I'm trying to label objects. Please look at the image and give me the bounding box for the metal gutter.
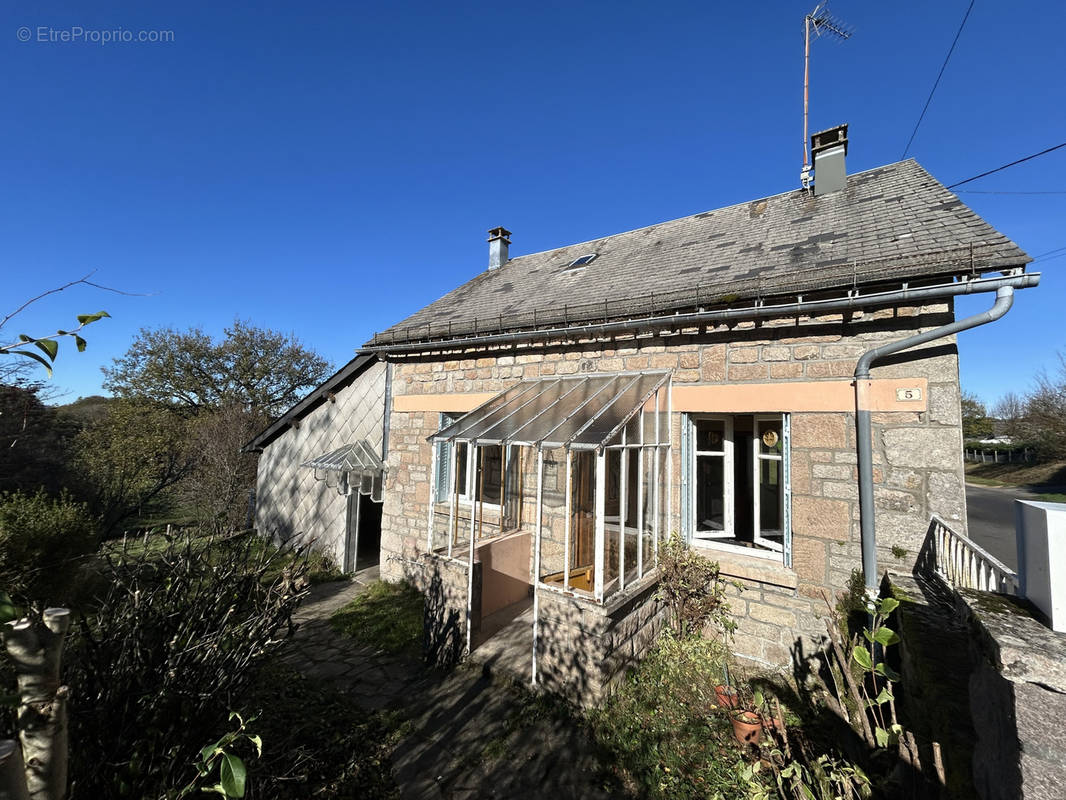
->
[362,272,1040,356]
[853,283,1028,602]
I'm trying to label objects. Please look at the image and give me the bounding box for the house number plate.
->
[895,387,922,402]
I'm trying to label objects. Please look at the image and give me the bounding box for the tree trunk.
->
[2,608,71,800]
[0,740,31,800]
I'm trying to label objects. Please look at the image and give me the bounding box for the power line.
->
[947,142,1066,189]
[901,0,975,159]
[957,190,1066,195]
[1032,244,1066,260]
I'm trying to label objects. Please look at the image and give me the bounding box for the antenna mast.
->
[801,2,852,189]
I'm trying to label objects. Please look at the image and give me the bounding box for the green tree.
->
[74,399,194,534]
[960,391,994,441]
[0,383,81,497]
[102,319,331,417]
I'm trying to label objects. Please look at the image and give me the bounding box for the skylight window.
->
[565,253,598,269]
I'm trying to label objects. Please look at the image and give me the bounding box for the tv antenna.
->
[801,2,853,189]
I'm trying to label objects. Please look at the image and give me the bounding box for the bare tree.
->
[991,391,1026,440]
[180,405,270,534]
[1024,354,1066,458]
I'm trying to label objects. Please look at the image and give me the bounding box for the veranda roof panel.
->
[429,372,671,450]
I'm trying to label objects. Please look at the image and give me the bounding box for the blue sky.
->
[3,1,1064,408]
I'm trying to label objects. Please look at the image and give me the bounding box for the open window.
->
[683,413,792,566]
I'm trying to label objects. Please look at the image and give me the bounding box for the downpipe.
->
[854,285,1021,604]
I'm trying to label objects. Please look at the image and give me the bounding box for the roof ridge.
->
[504,159,923,264]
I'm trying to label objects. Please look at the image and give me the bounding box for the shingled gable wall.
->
[379,301,967,669]
[255,359,387,568]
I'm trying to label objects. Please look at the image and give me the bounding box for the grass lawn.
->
[965,459,1066,489]
[330,580,424,656]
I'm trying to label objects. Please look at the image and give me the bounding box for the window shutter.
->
[679,413,692,542]
[435,414,452,503]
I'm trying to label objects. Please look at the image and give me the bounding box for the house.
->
[249,124,1038,701]
[357,125,1038,699]
[245,354,389,574]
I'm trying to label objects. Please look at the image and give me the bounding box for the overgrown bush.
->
[657,533,737,637]
[64,530,310,799]
[0,489,97,604]
[588,632,745,799]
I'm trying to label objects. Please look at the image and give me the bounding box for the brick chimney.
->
[811,123,848,196]
[487,226,511,270]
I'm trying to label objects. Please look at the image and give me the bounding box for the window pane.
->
[757,419,783,456]
[696,455,725,531]
[696,419,726,453]
[759,458,782,534]
[477,445,503,504]
[455,443,469,497]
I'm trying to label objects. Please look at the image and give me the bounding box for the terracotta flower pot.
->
[731,710,763,746]
[714,684,738,708]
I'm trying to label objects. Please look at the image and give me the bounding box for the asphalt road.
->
[964,483,1030,572]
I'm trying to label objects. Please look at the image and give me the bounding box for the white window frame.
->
[685,412,792,565]
[435,418,504,511]
[752,414,785,554]
[691,415,734,542]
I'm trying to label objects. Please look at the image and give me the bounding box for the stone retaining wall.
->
[537,578,665,704]
[892,571,1066,799]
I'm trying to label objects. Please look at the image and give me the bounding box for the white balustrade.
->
[929,514,1018,595]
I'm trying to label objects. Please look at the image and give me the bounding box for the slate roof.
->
[369,160,1030,347]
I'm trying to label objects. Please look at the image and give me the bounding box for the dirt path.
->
[276,573,618,800]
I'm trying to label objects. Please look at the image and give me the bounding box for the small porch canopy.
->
[301,440,386,502]
[425,371,674,671]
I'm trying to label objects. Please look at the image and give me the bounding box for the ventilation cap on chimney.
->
[487,226,511,270]
[811,123,848,196]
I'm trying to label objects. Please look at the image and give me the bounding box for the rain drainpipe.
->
[854,285,1020,604]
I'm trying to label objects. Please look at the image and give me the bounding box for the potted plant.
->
[730,687,765,746]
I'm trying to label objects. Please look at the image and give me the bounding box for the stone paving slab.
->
[277,572,618,800]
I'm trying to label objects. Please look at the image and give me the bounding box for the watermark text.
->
[17,26,175,45]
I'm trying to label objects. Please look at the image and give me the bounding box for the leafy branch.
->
[0,311,110,376]
[1,271,147,377]
[176,712,262,799]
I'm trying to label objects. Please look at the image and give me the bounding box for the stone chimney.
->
[487,226,511,270]
[811,123,848,196]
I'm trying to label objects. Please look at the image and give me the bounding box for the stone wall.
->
[381,303,967,667]
[537,578,665,704]
[422,553,480,668]
[893,571,1066,800]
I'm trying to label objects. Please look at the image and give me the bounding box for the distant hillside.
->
[56,395,115,424]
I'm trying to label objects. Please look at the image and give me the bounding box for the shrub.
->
[588,632,746,799]
[0,490,97,604]
[64,531,310,799]
[657,533,737,637]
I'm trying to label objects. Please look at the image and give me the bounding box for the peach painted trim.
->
[671,379,927,413]
[393,392,495,412]
[393,378,928,415]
